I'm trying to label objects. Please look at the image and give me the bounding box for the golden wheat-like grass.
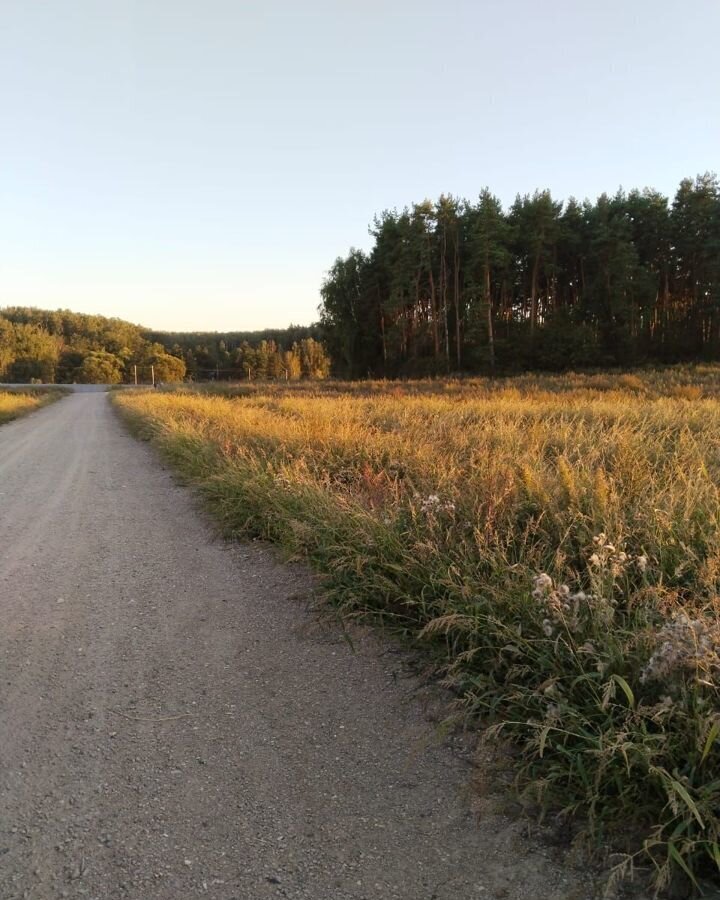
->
[0,389,58,424]
[114,366,720,893]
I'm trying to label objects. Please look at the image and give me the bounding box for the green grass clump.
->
[114,366,720,894]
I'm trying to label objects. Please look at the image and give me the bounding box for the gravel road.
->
[0,393,594,900]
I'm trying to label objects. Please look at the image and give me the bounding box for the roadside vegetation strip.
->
[0,388,65,425]
[113,367,720,894]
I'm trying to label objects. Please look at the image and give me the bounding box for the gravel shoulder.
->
[0,393,595,899]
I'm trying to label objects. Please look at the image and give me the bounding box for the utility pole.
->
[133,364,138,386]
[151,365,155,387]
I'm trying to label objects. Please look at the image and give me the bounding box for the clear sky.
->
[0,0,718,332]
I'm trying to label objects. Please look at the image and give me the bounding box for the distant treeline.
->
[0,307,186,384]
[319,173,720,376]
[0,307,330,383]
[149,325,330,380]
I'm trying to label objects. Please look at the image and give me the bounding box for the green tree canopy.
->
[0,308,327,384]
[318,174,720,376]
[78,351,124,384]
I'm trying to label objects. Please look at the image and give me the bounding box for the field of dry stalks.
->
[114,366,720,893]
[0,388,62,424]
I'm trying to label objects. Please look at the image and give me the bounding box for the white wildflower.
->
[533,573,553,596]
[640,614,720,684]
[588,535,636,578]
[545,703,561,721]
[419,493,456,515]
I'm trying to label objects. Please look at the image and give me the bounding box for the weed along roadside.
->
[0,387,66,425]
[112,366,720,896]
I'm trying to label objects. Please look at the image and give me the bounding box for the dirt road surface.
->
[0,394,593,900]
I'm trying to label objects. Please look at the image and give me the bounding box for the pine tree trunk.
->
[530,252,540,334]
[380,309,387,367]
[427,253,439,359]
[485,258,495,370]
[454,235,461,369]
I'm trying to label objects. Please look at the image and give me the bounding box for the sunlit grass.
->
[0,388,63,424]
[114,365,720,894]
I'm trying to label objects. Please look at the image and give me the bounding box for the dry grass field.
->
[0,388,63,424]
[114,366,720,893]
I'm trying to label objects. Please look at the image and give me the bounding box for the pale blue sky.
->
[0,0,718,331]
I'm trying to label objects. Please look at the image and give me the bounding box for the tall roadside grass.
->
[114,366,720,894]
[0,388,64,425]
